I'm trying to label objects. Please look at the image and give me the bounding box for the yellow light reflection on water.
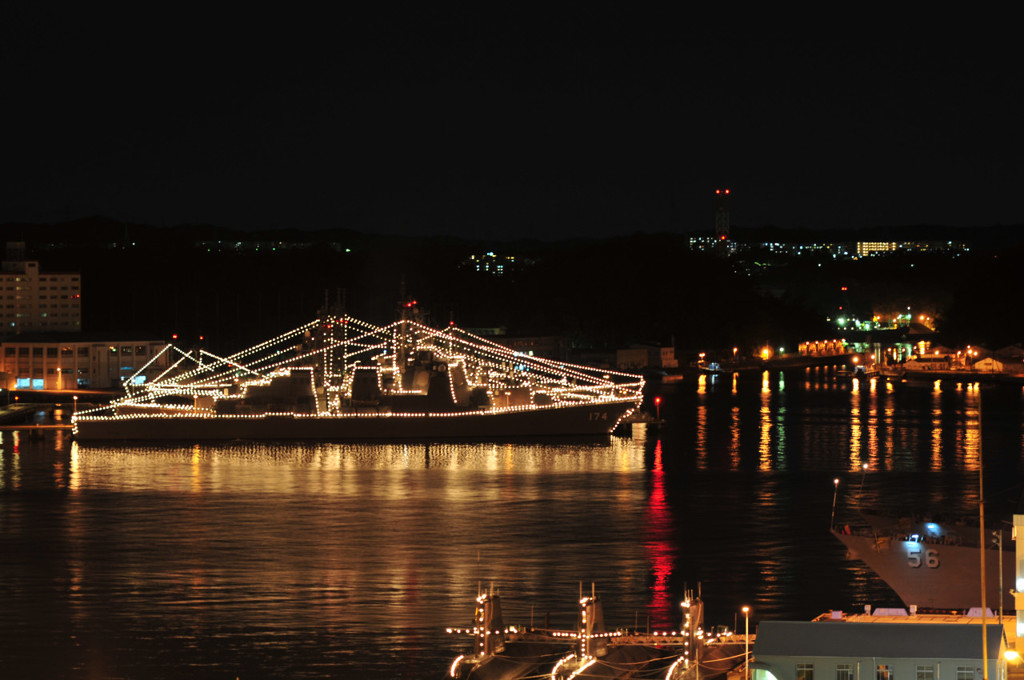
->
[730,405,741,470]
[696,402,708,468]
[849,390,862,468]
[69,440,80,491]
[758,391,772,471]
[963,399,981,472]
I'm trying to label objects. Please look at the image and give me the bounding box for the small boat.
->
[72,307,644,442]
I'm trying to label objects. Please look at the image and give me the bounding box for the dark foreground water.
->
[2,369,1023,679]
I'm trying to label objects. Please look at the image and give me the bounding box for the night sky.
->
[3,6,1021,240]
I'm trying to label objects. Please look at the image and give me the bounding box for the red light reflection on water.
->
[644,440,675,628]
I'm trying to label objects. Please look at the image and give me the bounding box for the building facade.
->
[0,337,171,390]
[616,345,678,371]
[753,618,1008,680]
[0,242,81,334]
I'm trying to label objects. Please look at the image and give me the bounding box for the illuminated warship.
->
[832,514,1013,611]
[71,309,644,442]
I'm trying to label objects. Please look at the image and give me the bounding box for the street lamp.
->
[830,478,840,528]
[73,395,78,415]
[742,605,750,680]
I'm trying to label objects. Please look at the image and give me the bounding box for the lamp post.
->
[830,478,840,529]
[742,605,750,680]
[994,530,1003,629]
[73,395,78,415]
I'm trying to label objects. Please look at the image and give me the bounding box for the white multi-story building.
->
[0,242,81,334]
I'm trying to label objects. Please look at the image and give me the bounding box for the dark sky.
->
[2,6,1021,240]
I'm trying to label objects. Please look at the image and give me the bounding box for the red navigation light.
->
[725,189,730,195]
[172,334,178,340]
[654,396,662,405]
[199,335,204,341]
[841,286,847,291]
[715,189,721,194]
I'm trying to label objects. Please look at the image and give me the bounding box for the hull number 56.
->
[907,546,940,568]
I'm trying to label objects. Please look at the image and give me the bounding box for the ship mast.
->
[315,289,347,414]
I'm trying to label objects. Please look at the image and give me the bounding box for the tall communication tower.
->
[714,188,731,242]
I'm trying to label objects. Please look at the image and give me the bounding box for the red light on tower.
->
[654,396,662,421]
[714,189,731,242]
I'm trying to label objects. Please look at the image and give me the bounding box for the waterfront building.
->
[0,242,81,334]
[0,335,171,390]
[616,344,677,371]
[753,614,1010,680]
[496,335,572,361]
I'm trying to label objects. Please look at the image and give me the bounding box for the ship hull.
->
[832,529,1013,611]
[73,400,637,442]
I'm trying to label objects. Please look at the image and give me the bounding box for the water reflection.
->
[689,369,1005,473]
[0,375,1021,679]
[644,440,674,628]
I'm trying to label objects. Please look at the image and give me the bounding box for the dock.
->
[0,403,74,430]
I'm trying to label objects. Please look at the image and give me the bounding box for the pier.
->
[0,403,74,430]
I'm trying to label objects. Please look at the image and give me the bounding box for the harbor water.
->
[2,369,1023,679]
